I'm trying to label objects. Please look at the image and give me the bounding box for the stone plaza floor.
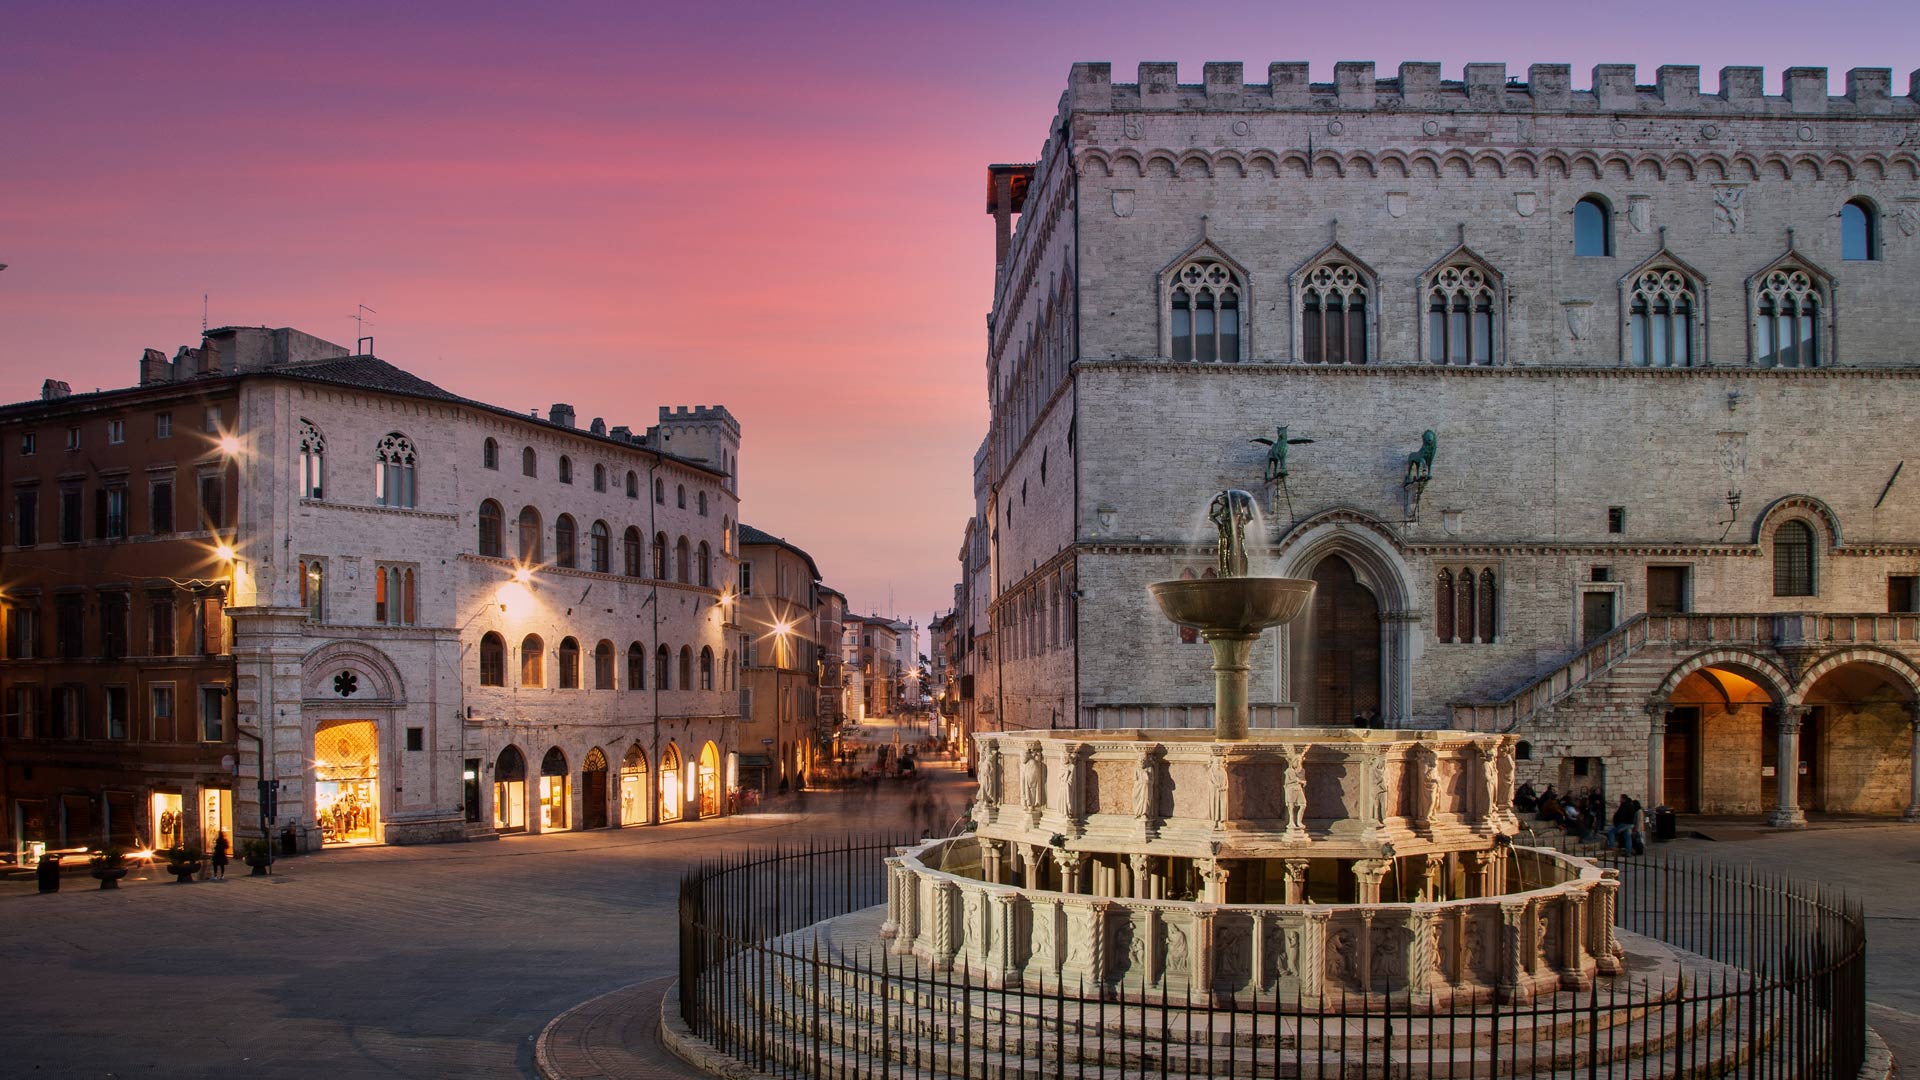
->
[1,768,1914,1079]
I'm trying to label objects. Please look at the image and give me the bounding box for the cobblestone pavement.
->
[5,769,1914,1079]
[0,758,973,1079]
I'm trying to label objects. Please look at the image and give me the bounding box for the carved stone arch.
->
[1278,151,1309,178]
[1729,155,1760,181]
[1760,154,1792,181]
[1822,156,1854,182]
[1274,509,1418,723]
[1854,154,1886,182]
[1471,152,1506,178]
[1212,149,1248,177]
[1566,151,1601,179]
[1177,151,1214,177]
[301,639,407,703]
[1311,152,1345,177]
[1409,151,1441,178]
[1376,150,1411,178]
[1246,149,1280,176]
[1343,151,1377,177]
[1541,151,1570,179]
[1075,149,1114,177]
[1417,243,1509,366]
[1439,150,1474,178]
[1144,150,1178,178]
[1746,245,1837,368]
[1750,494,1842,548]
[1789,154,1824,181]
[1631,154,1667,180]
[1109,148,1145,177]
[1618,246,1710,367]
[1507,150,1539,179]
[1893,153,1920,181]
[1698,154,1728,181]
[1652,648,1792,707]
[1158,233,1254,360]
[1666,153,1698,181]
[1600,153,1634,180]
[1289,241,1379,365]
[1788,647,1920,707]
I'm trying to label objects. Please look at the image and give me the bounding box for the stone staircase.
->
[686,906,1801,1079]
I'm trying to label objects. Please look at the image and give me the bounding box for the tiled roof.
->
[738,523,822,581]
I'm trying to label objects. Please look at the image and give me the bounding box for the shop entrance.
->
[315,719,380,845]
[494,746,527,832]
[660,743,683,822]
[151,792,185,851]
[201,788,234,851]
[1662,707,1699,812]
[619,744,648,826]
[581,747,609,829]
[698,742,722,819]
[538,747,569,830]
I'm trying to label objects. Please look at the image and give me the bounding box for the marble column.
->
[1190,909,1216,1004]
[1128,853,1150,900]
[1054,849,1084,895]
[1461,850,1492,899]
[1020,844,1043,890]
[1770,705,1809,829]
[1200,859,1231,904]
[1282,858,1310,903]
[1352,858,1390,904]
[989,890,1020,986]
[1905,708,1920,823]
[1645,703,1667,808]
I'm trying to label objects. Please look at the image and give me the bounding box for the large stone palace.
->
[965,60,1920,825]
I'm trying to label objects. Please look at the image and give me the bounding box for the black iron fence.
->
[678,837,1867,1079]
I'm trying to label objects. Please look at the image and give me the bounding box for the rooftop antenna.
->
[352,303,377,354]
[202,292,208,333]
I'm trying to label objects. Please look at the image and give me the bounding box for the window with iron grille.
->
[1773,520,1815,596]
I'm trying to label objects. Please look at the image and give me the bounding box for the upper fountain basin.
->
[1148,577,1316,635]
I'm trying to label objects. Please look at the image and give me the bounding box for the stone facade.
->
[974,62,1920,821]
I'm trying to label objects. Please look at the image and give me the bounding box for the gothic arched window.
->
[700,646,714,690]
[1435,569,1454,643]
[593,463,606,492]
[1628,267,1698,368]
[521,634,545,687]
[482,437,499,470]
[1773,520,1815,597]
[625,470,638,499]
[676,536,691,583]
[557,455,573,485]
[679,645,693,689]
[1300,260,1369,364]
[590,520,611,573]
[374,432,416,508]
[627,641,646,690]
[517,506,542,562]
[554,514,577,569]
[298,419,325,499]
[522,446,538,477]
[557,636,580,689]
[1841,199,1878,262]
[656,643,672,689]
[623,526,643,577]
[478,500,503,557]
[594,639,615,689]
[1167,258,1242,363]
[479,631,505,686]
[653,532,668,579]
[1574,196,1613,257]
[1425,263,1497,365]
[1755,265,1824,368]
[697,541,711,587]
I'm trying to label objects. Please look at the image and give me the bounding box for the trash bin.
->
[36,853,61,894]
[1653,806,1678,841]
[280,825,298,856]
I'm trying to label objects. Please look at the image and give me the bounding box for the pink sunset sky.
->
[3,1,1913,640]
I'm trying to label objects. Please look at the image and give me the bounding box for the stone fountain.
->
[882,490,1622,1006]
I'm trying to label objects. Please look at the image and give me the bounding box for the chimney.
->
[610,425,632,442]
[589,417,607,437]
[140,348,169,385]
[548,403,576,428]
[41,379,71,401]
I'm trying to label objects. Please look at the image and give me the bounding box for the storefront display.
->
[315,719,379,845]
[151,792,184,851]
[494,746,527,832]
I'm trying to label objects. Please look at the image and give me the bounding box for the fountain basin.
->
[1148,576,1316,635]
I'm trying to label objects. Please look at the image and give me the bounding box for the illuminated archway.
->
[494,745,527,832]
[619,743,649,826]
[698,741,722,819]
[581,746,610,829]
[660,742,684,822]
[538,747,569,830]
[314,719,380,845]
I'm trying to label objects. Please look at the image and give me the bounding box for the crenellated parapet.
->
[1069,61,1920,117]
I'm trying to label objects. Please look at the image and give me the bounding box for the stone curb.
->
[533,981,634,1080]
[1861,1024,1893,1080]
[658,978,762,1080]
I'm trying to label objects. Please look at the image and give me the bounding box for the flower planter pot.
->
[168,861,202,883]
[91,868,128,890]
[244,855,272,877]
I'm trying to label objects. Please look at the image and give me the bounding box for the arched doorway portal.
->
[1655,654,1788,814]
[493,746,527,833]
[538,747,569,830]
[581,747,609,829]
[698,742,722,819]
[1298,555,1382,727]
[619,744,648,826]
[314,719,380,845]
[660,743,684,822]
[1793,658,1918,815]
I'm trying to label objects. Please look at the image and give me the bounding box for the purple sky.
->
[3,1,1912,637]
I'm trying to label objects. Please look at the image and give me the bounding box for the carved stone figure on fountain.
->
[1282,743,1310,834]
[1021,743,1045,812]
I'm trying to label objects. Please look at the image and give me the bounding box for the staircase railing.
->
[1451,611,1920,732]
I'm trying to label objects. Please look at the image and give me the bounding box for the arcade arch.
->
[660,743,684,822]
[620,744,649,826]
